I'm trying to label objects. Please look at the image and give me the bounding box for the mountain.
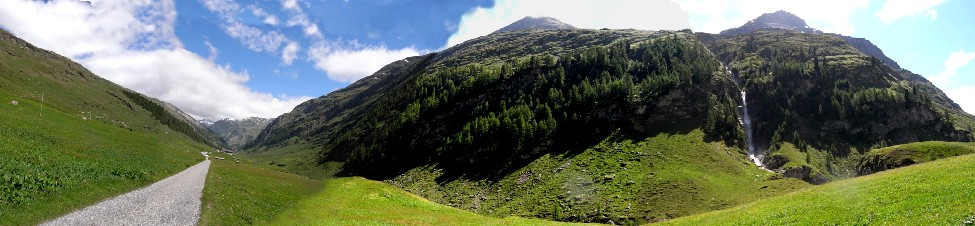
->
[719,10,821,36]
[203,117,273,150]
[0,28,219,223]
[493,16,576,34]
[199,119,215,127]
[246,14,975,224]
[719,10,901,69]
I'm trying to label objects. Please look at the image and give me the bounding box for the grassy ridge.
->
[657,153,975,225]
[857,141,975,175]
[0,93,206,225]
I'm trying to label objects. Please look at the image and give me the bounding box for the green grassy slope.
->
[857,141,975,175]
[0,92,207,224]
[656,154,975,225]
[198,152,322,225]
[0,29,224,148]
[198,152,588,225]
[389,130,810,224]
[270,177,593,226]
[0,28,214,224]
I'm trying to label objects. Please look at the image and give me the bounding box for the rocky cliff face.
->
[720,10,902,70]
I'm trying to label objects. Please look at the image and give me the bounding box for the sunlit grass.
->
[656,154,975,225]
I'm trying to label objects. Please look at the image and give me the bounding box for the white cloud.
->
[673,0,869,35]
[204,39,219,61]
[224,21,289,52]
[202,0,291,53]
[0,0,310,120]
[875,0,946,23]
[280,0,323,38]
[308,42,422,83]
[263,15,279,25]
[0,0,164,58]
[446,0,690,48]
[282,0,299,10]
[929,50,975,85]
[84,49,309,120]
[248,4,279,26]
[282,41,300,65]
[946,87,975,115]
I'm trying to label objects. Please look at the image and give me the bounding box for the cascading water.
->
[726,66,764,168]
[739,90,763,167]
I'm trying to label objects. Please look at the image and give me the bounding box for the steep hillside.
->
[204,117,273,150]
[0,28,215,224]
[247,14,975,224]
[249,26,815,223]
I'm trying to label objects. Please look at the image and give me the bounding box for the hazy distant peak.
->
[493,16,576,34]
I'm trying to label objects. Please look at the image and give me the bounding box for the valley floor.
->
[201,151,975,225]
[198,151,592,225]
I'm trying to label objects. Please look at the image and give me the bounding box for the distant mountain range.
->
[199,117,273,151]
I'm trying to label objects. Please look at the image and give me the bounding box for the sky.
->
[0,0,972,120]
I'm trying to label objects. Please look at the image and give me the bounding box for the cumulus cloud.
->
[446,0,691,48]
[0,0,310,120]
[307,41,422,83]
[282,41,300,65]
[673,0,869,35]
[875,0,946,23]
[929,50,975,85]
[84,49,309,120]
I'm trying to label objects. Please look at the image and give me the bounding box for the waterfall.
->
[739,90,763,167]
[727,66,764,168]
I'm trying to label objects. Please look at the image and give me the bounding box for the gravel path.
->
[42,160,211,226]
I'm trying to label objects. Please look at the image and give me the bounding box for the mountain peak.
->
[493,16,576,34]
[720,10,821,36]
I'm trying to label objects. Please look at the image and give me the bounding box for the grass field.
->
[656,153,975,225]
[198,151,322,225]
[0,93,207,225]
[269,177,594,225]
[857,141,975,175]
[388,130,811,224]
[199,150,590,225]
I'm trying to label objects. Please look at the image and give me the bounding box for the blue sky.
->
[0,0,972,120]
